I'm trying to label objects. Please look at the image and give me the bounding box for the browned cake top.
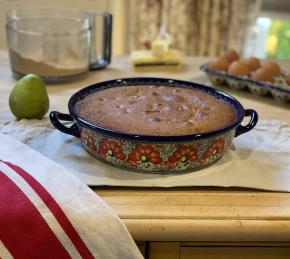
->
[75,85,236,136]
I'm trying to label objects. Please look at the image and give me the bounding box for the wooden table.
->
[1,51,290,258]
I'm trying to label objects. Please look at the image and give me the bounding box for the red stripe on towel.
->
[2,160,94,259]
[0,170,71,259]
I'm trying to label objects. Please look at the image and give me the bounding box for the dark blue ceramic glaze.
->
[200,63,290,94]
[50,77,256,140]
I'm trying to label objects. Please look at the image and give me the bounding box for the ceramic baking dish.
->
[200,63,290,103]
[49,77,258,173]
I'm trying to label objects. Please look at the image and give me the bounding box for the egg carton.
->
[200,64,290,103]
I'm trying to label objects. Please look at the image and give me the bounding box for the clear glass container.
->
[6,9,112,82]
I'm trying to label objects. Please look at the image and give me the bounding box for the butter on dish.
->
[130,49,182,67]
[130,25,182,67]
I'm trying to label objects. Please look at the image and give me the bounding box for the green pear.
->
[9,74,49,120]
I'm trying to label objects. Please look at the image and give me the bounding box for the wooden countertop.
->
[1,51,290,242]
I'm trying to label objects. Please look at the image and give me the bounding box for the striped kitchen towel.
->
[0,133,142,259]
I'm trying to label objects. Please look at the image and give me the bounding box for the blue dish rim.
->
[68,77,245,141]
[200,63,290,94]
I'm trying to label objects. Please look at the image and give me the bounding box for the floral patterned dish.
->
[49,77,258,173]
[200,64,290,103]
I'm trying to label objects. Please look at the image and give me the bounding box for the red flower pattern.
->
[83,131,97,151]
[98,139,126,160]
[82,128,226,171]
[199,138,225,164]
[167,145,198,164]
[127,144,162,165]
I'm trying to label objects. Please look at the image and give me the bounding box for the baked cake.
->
[75,85,236,136]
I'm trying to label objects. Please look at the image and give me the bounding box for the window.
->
[244,0,290,59]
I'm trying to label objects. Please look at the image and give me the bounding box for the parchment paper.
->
[1,119,290,191]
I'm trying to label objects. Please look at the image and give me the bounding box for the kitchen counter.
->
[1,51,290,258]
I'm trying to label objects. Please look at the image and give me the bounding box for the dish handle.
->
[49,111,80,138]
[235,109,258,137]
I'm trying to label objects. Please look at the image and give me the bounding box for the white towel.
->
[0,133,142,259]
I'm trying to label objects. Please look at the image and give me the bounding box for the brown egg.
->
[227,61,250,76]
[243,57,261,71]
[261,61,281,76]
[208,57,230,71]
[285,73,290,85]
[251,67,275,83]
[221,49,240,63]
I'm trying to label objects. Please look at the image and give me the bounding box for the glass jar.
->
[6,8,112,81]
